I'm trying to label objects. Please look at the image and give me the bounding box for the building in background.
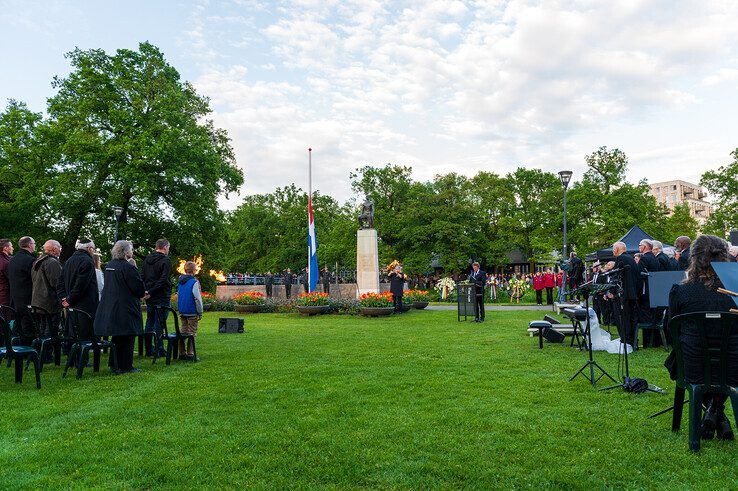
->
[649,180,712,226]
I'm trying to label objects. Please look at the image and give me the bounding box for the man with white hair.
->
[31,240,63,361]
[59,238,99,340]
[610,241,639,348]
[728,246,738,262]
[651,240,672,271]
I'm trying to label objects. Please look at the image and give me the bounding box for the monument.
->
[357,198,379,297]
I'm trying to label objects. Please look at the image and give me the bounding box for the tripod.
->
[569,282,617,387]
[599,295,662,394]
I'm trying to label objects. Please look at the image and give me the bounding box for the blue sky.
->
[2,0,738,207]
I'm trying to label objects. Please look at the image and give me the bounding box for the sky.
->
[1,0,738,207]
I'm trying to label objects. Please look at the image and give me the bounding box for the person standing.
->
[388,264,406,313]
[533,271,545,306]
[59,238,100,341]
[177,261,203,361]
[95,240,146,374]
[468,262,486,322]
[300,268,309,293]
[675,236,691,271]
[609,242,639,348]
[7,236,37,344]
[31,240,63,359]
[568,252,584,299]
[93,251,104,299]
[652,241,672,271]
[0,238,13,313]
[264,271,274,298]
[542,269,555,305]
[142,239,172,357]
[283,269,294,298]
[322,267,331,294]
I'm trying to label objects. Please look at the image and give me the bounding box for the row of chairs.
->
[0,304,197,389]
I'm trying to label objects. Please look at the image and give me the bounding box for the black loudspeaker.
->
[219,317,244,334]
[730,230,738,246]
[542,327,565,343]
[543,314,560,325]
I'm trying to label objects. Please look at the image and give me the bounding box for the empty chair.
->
[0,315,41,389]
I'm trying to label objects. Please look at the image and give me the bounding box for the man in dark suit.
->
[608,241,638,347]
[7,236,37,344]
[636,239,660,323]
[675,236,691,271]
[652,240,672,271]
[568,252,584,299]
[321,267,331,294]
[283,269,294,298]
[264,271,274,298]
[59,238,100,342]
[468,262,486,323]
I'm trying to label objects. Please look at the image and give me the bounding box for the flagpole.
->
[308,148,312,291]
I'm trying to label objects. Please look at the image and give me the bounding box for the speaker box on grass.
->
[219,318,244,334]
[542,327,565,343]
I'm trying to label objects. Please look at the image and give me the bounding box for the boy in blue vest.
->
[177,261,203,361]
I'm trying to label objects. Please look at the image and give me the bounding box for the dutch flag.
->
[308,196,319,292]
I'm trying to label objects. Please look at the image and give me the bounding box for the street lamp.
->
[558,171,573,302]
[113,206,123,243]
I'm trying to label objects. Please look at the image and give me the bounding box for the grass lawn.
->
[1,310,736,489]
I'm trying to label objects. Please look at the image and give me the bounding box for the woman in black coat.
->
[94,240,146,373]
[666,234,738,441]
[388,265,406,313]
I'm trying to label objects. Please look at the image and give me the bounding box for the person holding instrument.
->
[665,234,738,440]
[468,262,486,323]
[388,263,406,313]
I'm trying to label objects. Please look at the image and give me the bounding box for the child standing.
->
[177,261,203,361]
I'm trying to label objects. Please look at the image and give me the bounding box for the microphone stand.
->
[568,281,617,387]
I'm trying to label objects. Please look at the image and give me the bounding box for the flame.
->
[177,255,203,275]
[209,270,226,283]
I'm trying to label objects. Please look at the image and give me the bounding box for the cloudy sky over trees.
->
[2,0,737,204]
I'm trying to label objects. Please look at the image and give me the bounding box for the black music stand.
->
[569,281,617,387]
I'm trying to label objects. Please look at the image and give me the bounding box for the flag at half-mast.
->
[307,149,319,292]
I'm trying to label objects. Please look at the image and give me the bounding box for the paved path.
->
[427,305,554,312]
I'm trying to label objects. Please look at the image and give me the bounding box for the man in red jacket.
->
[543,268,555,305]
[533,271,545,305]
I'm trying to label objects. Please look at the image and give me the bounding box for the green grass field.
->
[1,310,736,489]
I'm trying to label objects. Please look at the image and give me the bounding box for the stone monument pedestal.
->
[356,228,379,297]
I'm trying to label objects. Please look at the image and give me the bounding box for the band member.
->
[607,242,639,347]
[674,236,691,271]
[468,262,486,322]
[387,264,406,313]
[568,252,584,299]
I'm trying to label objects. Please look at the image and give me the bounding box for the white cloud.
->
[183,0,738,205]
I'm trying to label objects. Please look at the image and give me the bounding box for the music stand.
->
[568,281,617,387]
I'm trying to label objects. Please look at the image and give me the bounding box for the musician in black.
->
[636,239,661,325]
[608,241,639,346]
[388,264,406,313]
[468,262,486,323]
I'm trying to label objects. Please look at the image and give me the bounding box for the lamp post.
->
[558,171,573,302]
[558,170,573,258]
[113,206,123,243]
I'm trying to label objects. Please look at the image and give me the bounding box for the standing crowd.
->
[0,237,201,377]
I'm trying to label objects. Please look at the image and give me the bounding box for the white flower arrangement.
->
[435,277,456,300]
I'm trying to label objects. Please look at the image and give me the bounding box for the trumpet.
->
[386,260,401,272]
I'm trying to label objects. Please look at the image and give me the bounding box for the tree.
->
[661,203,699,244]
[38,42,243,260]
[701,149,738,237]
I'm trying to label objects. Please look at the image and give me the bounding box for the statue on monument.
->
[358,197,374,229]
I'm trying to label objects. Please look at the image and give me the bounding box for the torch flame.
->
[209,270,226,283]
[176,255,203,275]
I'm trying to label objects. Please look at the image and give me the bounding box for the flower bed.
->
[359,292,394,317]
[297,292,331,306]
[404,289,431,309]
[233,291,265,313]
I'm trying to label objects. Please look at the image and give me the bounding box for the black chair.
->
[0,305,17,368]
[28,305,65,371]
[63,308,117,379]
[669,311,738,452]
[634,310,668,352]
[153,306,197,365]
[0,315,41,389]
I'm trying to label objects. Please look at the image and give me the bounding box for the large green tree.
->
[3,42,243,260]
[701,149,738,237]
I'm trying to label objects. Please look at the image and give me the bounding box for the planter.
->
[412,301,429,310]
[297,305,331,316]
[235,304,263,314]
[360,307,394,317]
